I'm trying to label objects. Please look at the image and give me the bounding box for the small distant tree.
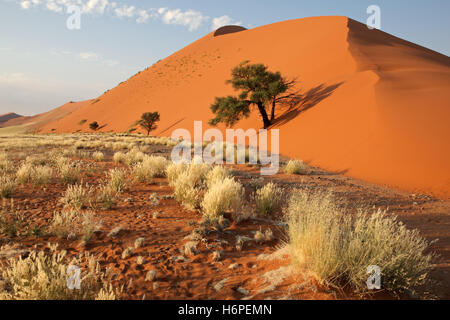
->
[138,112,160,136]
[89,121,99,131]
[209,61,296,129]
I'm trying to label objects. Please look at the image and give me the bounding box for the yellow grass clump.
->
[253,182,283,217]
[283,160,306,175]
[92,151,104,162]
[0,244,121,300]
[50,210,102,241]
[287,190,434,294]
[0,176,16,198]
[60,183,94,210]
[201,177,244,220]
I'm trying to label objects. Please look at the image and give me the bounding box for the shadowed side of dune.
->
[346,19,450,198]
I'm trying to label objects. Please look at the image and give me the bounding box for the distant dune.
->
[30,16,450,198]
[0,112,22,126]
[0,100,90,134]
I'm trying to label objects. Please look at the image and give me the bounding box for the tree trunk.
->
[257,102,271,129]
[270,99,276,122]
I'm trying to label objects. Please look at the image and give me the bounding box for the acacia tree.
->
[209,61,295,129]
[89,121,99,131]
[139,112,160,136]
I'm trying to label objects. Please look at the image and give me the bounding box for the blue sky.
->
[1,0,449,115]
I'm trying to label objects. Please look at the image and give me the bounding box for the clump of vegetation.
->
[89,121,99,131]
[0,201,23,237]
[249,177,265,191]
[166,162,188,186]
[205,165,232,188]
[0,176,16,198]
[0,244,121,300]
[60,183,94,210]
[201,177,244,221]
[16,163,33,184]
[106,168,127,193]
[253,182,283,217]
[172,163,211,210]
[92,151,104,162]
[209,61,297,129]
[138,112,160,136]
[113,151,127,164]
[96,184,118,210]
[283,159,306,175]
[132,156,166,183]
[49,210,101,242]
[287,190,435,294]
[15,163,53,187]
[31,166,53,186]
[0,153,13,174]
[55,157,82,184]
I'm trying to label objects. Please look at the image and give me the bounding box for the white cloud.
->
[13,1,243,32]
[81,0,109,14]
[20,1,31,9]
[79,51,99,60]
[211,15,242,30]
[114,4,135,18]
[45,0,63,13]
[136,9,149,24]
[160,8,208,31]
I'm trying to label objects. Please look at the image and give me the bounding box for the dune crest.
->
[35,16,450,198]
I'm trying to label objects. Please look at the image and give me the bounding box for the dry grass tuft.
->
[253,182,283,217]
[283,160,306,175]
[201,177,244,220]
[60,183,94,210]
[107,168,127,193]
[49,210,101,242]
[287,190,435,294]
[0,244,121,300]
[0,176,16,198]
[92,151,104,162]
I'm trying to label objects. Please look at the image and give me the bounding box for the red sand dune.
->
[38,16,450,198]
[0,112,22,126]
[2,100,90,131]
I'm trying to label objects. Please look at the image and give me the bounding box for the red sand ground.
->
[30,16,450,198]
[1,147,448,300]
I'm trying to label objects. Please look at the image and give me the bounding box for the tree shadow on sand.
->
[270,82,344,128]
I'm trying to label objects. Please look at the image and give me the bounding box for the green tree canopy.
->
[89,121,99,131]
[209,61,296,129]
[139,112,160,136]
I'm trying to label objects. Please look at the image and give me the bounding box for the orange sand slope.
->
[39,17,450,198]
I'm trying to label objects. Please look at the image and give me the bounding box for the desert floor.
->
[0,134,448,300]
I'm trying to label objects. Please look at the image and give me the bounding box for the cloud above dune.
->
[211,15,242,30]
[13,0,240,31]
